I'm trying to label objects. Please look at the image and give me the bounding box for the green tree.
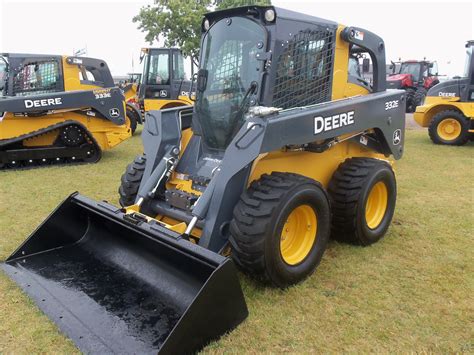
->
[133,0,271,63]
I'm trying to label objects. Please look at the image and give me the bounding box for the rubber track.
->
[0,120,102,171]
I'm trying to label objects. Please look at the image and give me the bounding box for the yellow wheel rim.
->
[437,118,461,141]
[365,181,388,229]
[280,205,317,265]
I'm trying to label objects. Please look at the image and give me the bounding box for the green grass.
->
[0,128,473,353]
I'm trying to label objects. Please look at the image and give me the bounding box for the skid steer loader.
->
[0,53,135,169]
[414,40,474,145]
[2,6,405,354]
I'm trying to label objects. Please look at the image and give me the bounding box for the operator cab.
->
[188,6,387,155]
[139,48,195,110]
[464,41,474,99]
[0,56,7,93]
[398,60,438,84]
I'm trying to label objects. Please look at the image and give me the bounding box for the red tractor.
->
[387,60,439,112]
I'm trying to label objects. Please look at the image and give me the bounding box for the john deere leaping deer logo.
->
[109,108,120,118]
[393,129,401,145]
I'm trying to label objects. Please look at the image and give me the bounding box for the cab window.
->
[13,60,61,95]
[172,52,186,80]
[348,56,361,78]
[147,52,170,85]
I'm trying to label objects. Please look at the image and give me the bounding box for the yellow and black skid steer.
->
[2,6,406,354]
[0,54,134,169]
[414,40,474,145]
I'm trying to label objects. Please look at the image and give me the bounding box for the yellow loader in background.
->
[414,40,474,145]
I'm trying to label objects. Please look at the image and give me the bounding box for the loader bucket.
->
[1,193,248,354]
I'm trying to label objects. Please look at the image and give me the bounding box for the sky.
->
[0,0,473,77]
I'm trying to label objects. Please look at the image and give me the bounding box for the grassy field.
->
[0,128,472,353]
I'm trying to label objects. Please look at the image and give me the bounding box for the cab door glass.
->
[147,53,170,85]
[0,59,6,91]
[13,60,60,95]
[172,52,186,80]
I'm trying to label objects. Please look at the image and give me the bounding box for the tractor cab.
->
[387,59,439,112]
[387,59,438,90]
[138,47,195,111]
[400,60,438,87]
[462,40,474,100]
[419,41,474,104]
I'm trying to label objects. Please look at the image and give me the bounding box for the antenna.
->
[73,46,87,57]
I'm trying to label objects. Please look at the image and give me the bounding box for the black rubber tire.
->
[405,88,416,113]
[328,158,397,246]
[126,106,139,135]
[229,172,331,288]
[414,87,427,107]
[428,110,470,146]
[118,154,146,207]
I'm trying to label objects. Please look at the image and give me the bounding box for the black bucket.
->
[1,193,248,354]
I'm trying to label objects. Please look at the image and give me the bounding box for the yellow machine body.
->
[414,95,474,130]
[143,95,194,112]
[0,112,130,150]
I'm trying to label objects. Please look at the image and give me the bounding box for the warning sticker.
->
[354,30,364,40]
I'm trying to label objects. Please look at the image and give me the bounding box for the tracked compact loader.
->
[414,41,474,145]
[2,6,406,354]
[0,54,134,169]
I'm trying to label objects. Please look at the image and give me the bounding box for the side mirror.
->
[188,72,198,101]
[139,48,150,64]
[362,58,370,73]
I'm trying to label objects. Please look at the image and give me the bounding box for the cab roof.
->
[204,5,337,29]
